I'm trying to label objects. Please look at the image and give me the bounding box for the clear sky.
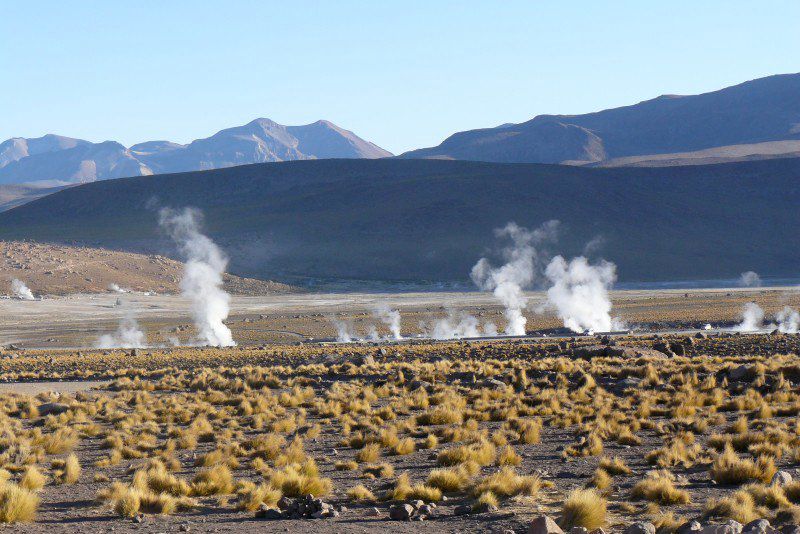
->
[1,1,798,155]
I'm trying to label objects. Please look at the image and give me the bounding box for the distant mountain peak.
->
[0,118,392,186]
[402,72,800,166]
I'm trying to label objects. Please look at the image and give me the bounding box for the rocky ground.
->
[0,334,798,532]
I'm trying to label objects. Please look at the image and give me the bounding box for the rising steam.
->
[733,302,766,332]
[11,279,35,300]
[739,271,762,287]
[159,207,235,347]
[471,221,558,335]
[544,256,622,333]
[372,304,403,340]
[96,310,147,349]
[777,306,800,333]
[429,310,497,340]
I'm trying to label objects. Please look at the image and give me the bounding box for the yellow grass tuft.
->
[560,488,607,530]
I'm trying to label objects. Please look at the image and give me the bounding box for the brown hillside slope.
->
[0,241,294,296]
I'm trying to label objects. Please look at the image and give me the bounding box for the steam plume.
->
[109,283,129,294]
[11,279,35,300]
[159,207,235,347]
[430,310,496,340]
[372,304,403,340]
[739,271,762,288]
[544,256,622,333]
[96,311,146,349]
[776,306,800,333]
[330,316,355,342]
[471,221,558,335]
[733,302,766,332]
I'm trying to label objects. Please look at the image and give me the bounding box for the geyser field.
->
[0,284,798,532]
[0,201,798,534]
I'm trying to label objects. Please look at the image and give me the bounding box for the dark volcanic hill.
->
[0,158,797,285]
[401,73,800,166]
[0,119,391,186]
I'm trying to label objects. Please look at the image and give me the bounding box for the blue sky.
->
[1,1,798,154]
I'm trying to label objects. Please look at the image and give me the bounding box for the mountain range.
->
[0,119,391,186]
[0,158,797,285]
[401,73,800,166]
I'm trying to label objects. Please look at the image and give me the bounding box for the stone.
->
[676,522,703,534]
[255,505,283,520]
[179,524,191,532]
[277,496,292,510]
[771,470,793,487]
[453,504,472,516]
[743,520,775,534]
[570,528,589,534]
[473,502,498,513]
[410,500,425,510]
[389,504,414,521]
[528,515,565,534]
[132,514,145,523]
[729,364,752,381]
[418,504,435,516]
[624,523,656,534]
[365,507,381,517]
[589,530,607,534]
[702,521,744,534]
[37,402,69,416]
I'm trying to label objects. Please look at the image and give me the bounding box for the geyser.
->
[11,279,35,300]
[471,221,558,335]
[159,207,235,347]
[96,310,146,349]
[544,255,622,333]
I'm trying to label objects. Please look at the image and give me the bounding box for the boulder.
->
[677,522,703,534]
[37,402,69,416]
[389,504,414,521]
[453,504,472,516]
[624,523,656,534]
[528,515,565,534]
[702,521,744,534]
[254,506,282,520]
[742,520,775,534]
[771,470,793,487]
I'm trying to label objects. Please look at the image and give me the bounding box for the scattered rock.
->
[625,523,656,534]
[570,528,589,534]
[473,501,498,513]
[743,519,775,534]
[772,470,793,487]
[254,505,282,520]
[528,515,565,534]
[37,402,69,416]
[389,504,414,521]
[365,507,381,517]
[677,521,703,534]
[454,504,472,516]
[702,520,744,534]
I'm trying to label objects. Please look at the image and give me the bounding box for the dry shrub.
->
[497,446,522,466]
[0,483,39,523]
[267,462,332,498]
[53,453,81,484]
[560,488,607,530]
[191,465,234,496]
[599,456,631,475]
[704,490,759,524]
[472,467,540,498]
[235,481,281,511]
[19,467,46,491]
[631,472,690,505]
[710,444,776,485]
[393,438,415,456]
[356,443,380,463]
[427,468,469,493]
[437,441,496,467]
[346,484,376,502]
[589,468,612,490]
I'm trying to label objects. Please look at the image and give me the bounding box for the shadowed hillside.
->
[0,158,798,285]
